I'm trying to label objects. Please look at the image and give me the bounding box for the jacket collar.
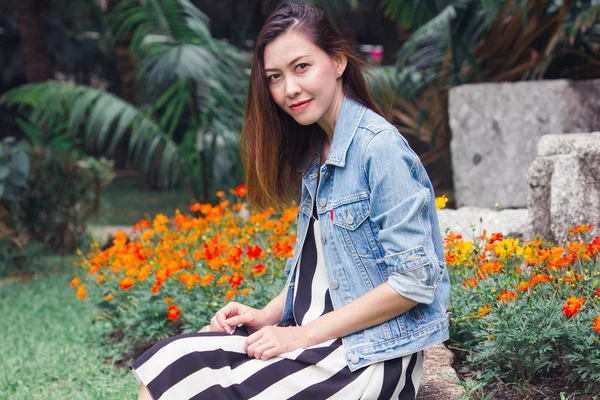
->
[296,95,366,173]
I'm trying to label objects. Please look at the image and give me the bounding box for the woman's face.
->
[263,30,345,127]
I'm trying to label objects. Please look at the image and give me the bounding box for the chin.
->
[289,113,318,126]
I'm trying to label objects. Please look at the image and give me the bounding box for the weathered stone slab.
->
[527,132,600,243]
[449,79,600,208]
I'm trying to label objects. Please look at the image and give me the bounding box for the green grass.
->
[87,177,191,226]
[0,257,138,400]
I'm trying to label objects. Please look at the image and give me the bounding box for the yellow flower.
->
[435,195,448,210]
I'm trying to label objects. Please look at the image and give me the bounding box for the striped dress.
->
[129,200,424,399]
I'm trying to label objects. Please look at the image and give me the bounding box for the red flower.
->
[490,232,504,244]
[251,264,266,276]
[229,272,244,287]
[497,289,516,303]
[247,245,263,258]
[167,305,181,322]
[235,184,247,197]
[151,282,162,295]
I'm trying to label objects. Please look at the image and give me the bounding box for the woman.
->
[131,3,450,399]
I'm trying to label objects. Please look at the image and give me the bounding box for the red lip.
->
[290,99,312,108]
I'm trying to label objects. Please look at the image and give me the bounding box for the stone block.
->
[527,132,600,243]
[449,79,600,208]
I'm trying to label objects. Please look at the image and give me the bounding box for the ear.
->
[333,53,348,77]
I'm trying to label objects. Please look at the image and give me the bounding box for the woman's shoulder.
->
[354,108,410,156]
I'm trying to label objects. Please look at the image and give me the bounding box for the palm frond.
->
[0,81,181,187]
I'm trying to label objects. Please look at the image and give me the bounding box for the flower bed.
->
[71,185,295,353]
[446,225,600,393]
[71,190,600,393]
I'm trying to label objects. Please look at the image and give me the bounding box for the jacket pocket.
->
[331,197,376,257]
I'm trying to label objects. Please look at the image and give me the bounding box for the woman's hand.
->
[207,302,273,333]
[245,326,310,360]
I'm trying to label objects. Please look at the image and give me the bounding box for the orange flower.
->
[132,219,151,231]
[104,293,113,301]
[119,277,135,290]
[229,272,244,287]
[96,274,105,283]
[216,276,228,286]
[151,282,162,295]
[462,278,478,288]
[444,232,463,244]
[241,288,251,295]
[531,273,551,285]
[200,273,214,286]
[76,285,86,299]
[216,191,225,197]
[155,268,170,283]
[479,304,492,317]
[167,305,181,322]
[164,296,174,304]
[563,296,586,317]
[252,264,266,276]
[70,277,81,288]
[594,316,600,333]
[517,280,534,292]
[497,289,516,303]
[570,224,593,235]
[225,289,238,302]
[235,184,247,197]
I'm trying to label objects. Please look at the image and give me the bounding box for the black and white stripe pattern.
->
[129,200,423,399]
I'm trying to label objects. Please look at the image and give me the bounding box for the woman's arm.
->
[259,283,289,325]
[300,283,417,346]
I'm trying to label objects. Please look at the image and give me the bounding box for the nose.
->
[285,76,301,99]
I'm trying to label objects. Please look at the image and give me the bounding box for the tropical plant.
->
[374,0,600,168]
[1,0,250,203]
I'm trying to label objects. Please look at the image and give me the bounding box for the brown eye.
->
[296,63,308,71]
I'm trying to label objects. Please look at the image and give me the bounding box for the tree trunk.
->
[104,0,139,105]
[15,0,51,82]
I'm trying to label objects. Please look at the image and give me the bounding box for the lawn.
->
[87,176,191,226]
[0,257,138,400]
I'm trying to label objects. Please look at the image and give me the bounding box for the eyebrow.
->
[264,55,309,72]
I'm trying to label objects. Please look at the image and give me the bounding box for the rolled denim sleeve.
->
[364,129,440,305]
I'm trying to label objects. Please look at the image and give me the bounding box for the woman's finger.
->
[209,316,224,333]
[253,341,275,360]
[215,310,232,333]
[260,347,278,361]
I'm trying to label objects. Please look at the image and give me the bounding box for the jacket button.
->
[321,236,327,245]
[319,198,327,207]
[325,171,331,178]
[350,354,359,364]
[330,280,339,289]
[346,213,354,224]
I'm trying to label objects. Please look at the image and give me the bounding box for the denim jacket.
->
[277,95,451,372]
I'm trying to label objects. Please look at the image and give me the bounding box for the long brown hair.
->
[240,2,390,211]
